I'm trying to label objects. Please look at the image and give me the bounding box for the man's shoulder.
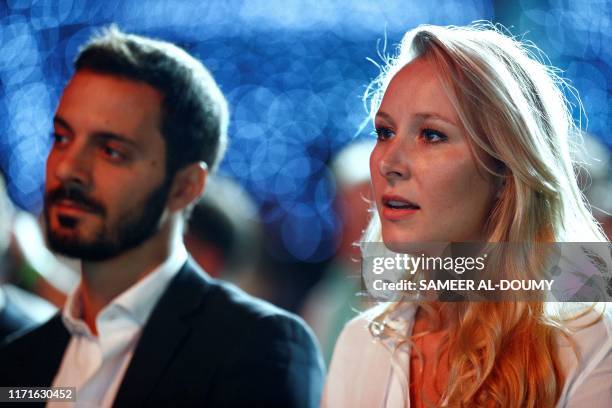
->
[167,264,324,407]
[170,260,317,343]
[0,313,65,353]
[153,260,325,388]
[0,314,68,386]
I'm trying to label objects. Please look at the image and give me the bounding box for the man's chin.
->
[47,232,118,262]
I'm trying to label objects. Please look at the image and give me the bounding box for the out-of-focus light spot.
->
[314,171,336,215]
[249,142,291,182]
[260,204,286,224]
[266,93,296,127]
[5,66,42,88]
[233,86,276,123]
[283,156,312,180]
[273,171,304,201]
[566,61,609,137]
[4,0,609,261]
[7,82,52,140]
[281,213,322,260]
[580,88,608,136]
[7,0,31,11]
[0,29,39,71]
[285,89,328,131]
[62,27,97,69]
[225,150,250,179]
[275,121,324,145]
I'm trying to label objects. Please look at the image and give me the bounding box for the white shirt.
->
[323,302,612,407]
[49,244,188,408]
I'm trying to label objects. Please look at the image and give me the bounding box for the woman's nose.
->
[377,137,411,181]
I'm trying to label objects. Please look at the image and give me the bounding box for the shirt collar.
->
[368,301,418,351]
[62,243,188,337]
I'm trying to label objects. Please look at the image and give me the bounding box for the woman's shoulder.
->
[552,302,612,350]
[329,303,389,364]
[332,302,417,352]
[323,303,407,407]
[554,303,612,405]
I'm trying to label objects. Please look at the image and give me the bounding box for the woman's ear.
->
[495,176,507,200]
[167,162,208,212]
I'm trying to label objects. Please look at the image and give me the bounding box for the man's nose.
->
[50,146,93,190]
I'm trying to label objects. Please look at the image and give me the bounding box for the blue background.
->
[1,0,610,266]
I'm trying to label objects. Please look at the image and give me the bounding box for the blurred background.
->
[0,0,610,356]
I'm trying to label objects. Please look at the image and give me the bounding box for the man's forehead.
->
[57,70,164,143]
[63,70,163,106]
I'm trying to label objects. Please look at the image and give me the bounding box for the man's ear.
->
[167,162,208,212]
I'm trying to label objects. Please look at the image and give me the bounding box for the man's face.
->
[44,70,171,261]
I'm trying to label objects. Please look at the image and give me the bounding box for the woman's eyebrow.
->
[413,112,459,127]
[375,110,459,128]
[374,111,395,125]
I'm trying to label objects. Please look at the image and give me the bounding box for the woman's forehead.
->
[378,58,460,127]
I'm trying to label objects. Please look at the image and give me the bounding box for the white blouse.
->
[323,303,612,407]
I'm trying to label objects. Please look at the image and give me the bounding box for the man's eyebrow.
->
[53,115,139,149]
[53,115,73,133]
[90,131,139,149]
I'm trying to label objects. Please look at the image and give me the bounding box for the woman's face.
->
[370,58,498,245]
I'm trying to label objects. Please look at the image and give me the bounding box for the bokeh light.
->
[0,0,609,264]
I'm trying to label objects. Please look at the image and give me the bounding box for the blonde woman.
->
[323,23,612,407]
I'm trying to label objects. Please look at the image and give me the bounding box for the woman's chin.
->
[382,236,444,255]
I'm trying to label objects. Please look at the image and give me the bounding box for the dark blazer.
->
[0,288,36,343]
[0,260,325,407]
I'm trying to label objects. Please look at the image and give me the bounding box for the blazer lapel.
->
[113,260,211,406]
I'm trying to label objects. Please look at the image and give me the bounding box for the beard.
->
[44,179,171,262]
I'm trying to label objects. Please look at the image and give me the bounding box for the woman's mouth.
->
[382,195,420,220]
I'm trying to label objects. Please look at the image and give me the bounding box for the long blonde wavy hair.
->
[362,23,608,407]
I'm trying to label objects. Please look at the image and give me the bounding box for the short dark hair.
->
[74,26,228,175]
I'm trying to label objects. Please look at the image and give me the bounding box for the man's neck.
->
[79,219,183,335]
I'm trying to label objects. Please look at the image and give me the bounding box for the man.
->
[0,28,324,407]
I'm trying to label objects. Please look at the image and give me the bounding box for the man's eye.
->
[421,128,447,143]
[374,127,395,141]
[52,133,69,145]
[102,146,125,160]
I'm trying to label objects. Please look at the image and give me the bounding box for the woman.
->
[323,23,611,407]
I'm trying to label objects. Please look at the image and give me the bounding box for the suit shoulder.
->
[0,314,63,353]
[0,314,68,385]
[204,277,311,335]
[180,262,314,340]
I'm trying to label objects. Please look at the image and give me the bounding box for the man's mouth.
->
[53,199,98,214]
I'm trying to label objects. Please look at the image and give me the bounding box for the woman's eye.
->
[421,128,447,143]
[374,127,395,141]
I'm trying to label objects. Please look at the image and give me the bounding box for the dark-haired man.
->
[0,28,324,407]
